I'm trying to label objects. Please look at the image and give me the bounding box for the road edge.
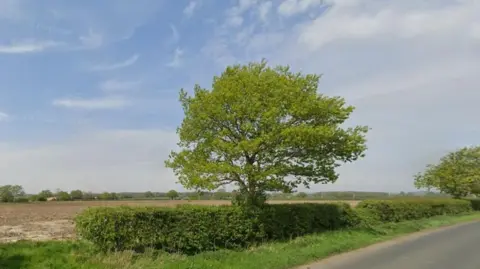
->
[294,219,480,269]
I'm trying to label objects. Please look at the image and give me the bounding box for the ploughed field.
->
[0,200,359,243]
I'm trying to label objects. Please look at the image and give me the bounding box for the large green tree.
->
[165,61,368,207]
[0,185,25,202]
[414,146,480,198]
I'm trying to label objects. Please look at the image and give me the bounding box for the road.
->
[299,221,480,269]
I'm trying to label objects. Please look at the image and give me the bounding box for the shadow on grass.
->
[0,254,27,269]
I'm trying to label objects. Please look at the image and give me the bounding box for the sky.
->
[0,0,479,193]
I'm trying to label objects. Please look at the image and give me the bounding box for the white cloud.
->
[0,40,61,54]
[258,1,273,22]
[166,47,184,68]
[52,97,130,110]
[169,24,180,44]
[225,0,259,27]
[79,29,104,49]
[90,54,139,71]
[0,129,179,193]
[0,112,9,122]
[183,1,198,18]
[297,1,479,51]
[99,79,142,92]
[278,0,324,17]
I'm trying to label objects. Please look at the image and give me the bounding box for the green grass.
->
[1,213,479,269]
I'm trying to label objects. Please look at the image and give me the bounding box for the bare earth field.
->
[0,200,359,243]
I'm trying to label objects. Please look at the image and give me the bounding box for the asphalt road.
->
[300,221,480,269]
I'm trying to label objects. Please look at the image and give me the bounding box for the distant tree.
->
[10,185,26,198]
[0,185,26,202]
[0,186,14,202]
[415,146,480,198]
[38,190,53,200]
[213,188,230,200]
[296,192,308,199]
[56,191,71,201]
[83,192,95,200]
[165,60,368,208]
[70,190,83,200]
[144,191,155,198]
[110,192,118,200]
[167,190,179,200]
[99,192,112,200]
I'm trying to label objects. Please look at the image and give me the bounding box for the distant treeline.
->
[0,184,451,203]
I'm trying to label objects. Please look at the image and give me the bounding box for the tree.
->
[144,191,155,198]
[38,190,53,200]
[83,192,95,200]
[414,146,480,198]
[70,190,84,200]
[0,185,25,202]
[0,186,14,203]
[165,60,368,207]
[213,188,230,200]
[56,191,71,201]
[297,192,308,199]
[167,190,179,200]
[99,192,112,200]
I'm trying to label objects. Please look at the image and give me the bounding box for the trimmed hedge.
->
[469,199,480,211]
[75,203,356,254]
[357,199,472,222]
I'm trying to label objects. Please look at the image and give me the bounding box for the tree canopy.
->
[165,60,368,207]
[414,146,480,198]
[167,190,179,200]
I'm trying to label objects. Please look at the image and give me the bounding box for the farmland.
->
[0,199,359,243]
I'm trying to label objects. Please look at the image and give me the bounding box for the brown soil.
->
[0,200,359,243]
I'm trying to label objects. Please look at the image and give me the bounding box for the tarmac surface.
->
[298,221,480,269]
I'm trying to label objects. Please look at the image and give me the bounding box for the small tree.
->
[165,60,368,207]
[0,186,14,203]
[297,192,308,199]
[56,191,71,201]
[38,190,53,200]
[83,192,95,200]
[99,192,111,200]
[167,190,179,200]
[144,191,155,198]
[70,190,83,200]
[414,146,480,198]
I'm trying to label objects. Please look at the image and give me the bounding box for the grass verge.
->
[1,213,479,269]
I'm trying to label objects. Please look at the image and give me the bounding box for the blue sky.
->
[0,0,479,193]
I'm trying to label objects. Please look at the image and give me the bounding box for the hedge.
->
[75,203,356,254]
[356,199,472,222]
[469,199,480,211]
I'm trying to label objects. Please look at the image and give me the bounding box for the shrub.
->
[13,197,29,203]
[75,203,356,254]
[468,199,480,211]
[357,198,472,222]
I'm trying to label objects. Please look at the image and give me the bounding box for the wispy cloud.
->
[183,1,199,18]
[99,79,142,92]
[0,40,61,54]
[169,24,180,44]
[166,47,184,68]
[79,29,104,49]
[90,54,139,71]
[52,97,130,110]
[277,0,324,17]
[258,1,272,22]
[0,111,9,122]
